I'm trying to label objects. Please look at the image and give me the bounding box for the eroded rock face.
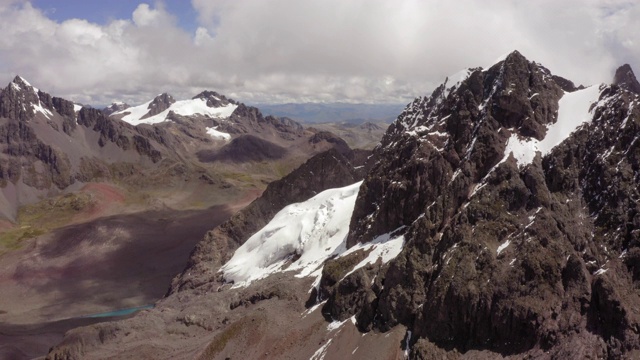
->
[221,103,305,140]
[102,102,130,115]
[319,51,640,357]
[347,51,564,248]
[141,93,176,119]
[0,76,41,122]
[0,79,75,190]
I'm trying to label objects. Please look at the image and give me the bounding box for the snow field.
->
[114,97,238,125]
[221,181,407,289]
[502,85,603,166]
[221,182,363,287]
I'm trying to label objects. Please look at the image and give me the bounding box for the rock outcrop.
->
[192,90,238,108]
[102,102,130,115]
[141,93,176,119]
[219,103,305,141]
[614,64,640,94]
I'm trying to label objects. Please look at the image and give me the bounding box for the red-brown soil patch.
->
[0,220,14,232]
[73,183,126,222]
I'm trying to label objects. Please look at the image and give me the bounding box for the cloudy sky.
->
[0,0,638,106]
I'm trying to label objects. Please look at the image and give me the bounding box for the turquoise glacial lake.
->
[81,304,154,318]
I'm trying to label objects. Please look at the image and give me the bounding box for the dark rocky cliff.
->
[141,93,176,119]
[318,51,640,358]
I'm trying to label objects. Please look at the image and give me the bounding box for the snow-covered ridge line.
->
[221,182,363,287]
[221,181,408,289]
[113,97,237,125]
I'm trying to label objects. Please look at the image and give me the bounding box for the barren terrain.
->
[0,183,257,360]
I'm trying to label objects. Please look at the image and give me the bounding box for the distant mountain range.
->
[254,102,405,124]
[0,75,375,224]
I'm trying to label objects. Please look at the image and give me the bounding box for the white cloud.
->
[132,3,164,27]
[0,0,639,106]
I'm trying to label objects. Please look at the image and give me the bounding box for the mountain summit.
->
[614,63,640,94]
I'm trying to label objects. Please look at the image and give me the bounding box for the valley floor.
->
[0,185,258,360]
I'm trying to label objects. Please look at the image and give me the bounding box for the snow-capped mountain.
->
[1,76,56,121]
[0,75,235,219]
[111,91,238,125]
[47,51,640,359]
[106,90,354,160]
[0,76,349,222]
[0,76,138,218]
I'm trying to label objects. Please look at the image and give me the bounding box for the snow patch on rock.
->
[339,229,405,280]
[327,319,348,332]
[32,101,53,119]
[500,85,603,166]
[206,126,231,140]
[445,68,472,94]
[497,239,511,255]
[221,182,362,288]
[310,339,332,360]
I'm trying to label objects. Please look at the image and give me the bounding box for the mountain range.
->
[256,102,404,124]
[2,50,640,359]
[0,74,381,359]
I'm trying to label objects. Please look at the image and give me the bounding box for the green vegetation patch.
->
[0,192,94,253]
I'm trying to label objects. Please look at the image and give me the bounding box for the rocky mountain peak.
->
[613,63,640,94]
[192,90,237,108]
[102,101,130,115]
[149,93,175,108]
[319,54,640,357]
[385,50,565,148]
[5,75,40,101]
[359,121,383,131]
[501,49,527,66]
[10,75,35,90]
[0,75,80,122]
[140,93,175,119]
[0,76,52,121]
